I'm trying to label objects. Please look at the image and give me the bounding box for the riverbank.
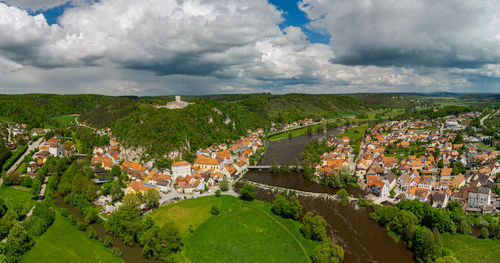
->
[240,171,415,263]
[21,207,123,263]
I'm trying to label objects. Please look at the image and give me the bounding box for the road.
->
[480,113,490,127]
[6,137,43,175]
[74,116,96,131]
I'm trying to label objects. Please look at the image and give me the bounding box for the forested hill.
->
[0,94,126,127]
[80,93,412,163]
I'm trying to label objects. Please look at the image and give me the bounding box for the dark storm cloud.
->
[300,0,500,68]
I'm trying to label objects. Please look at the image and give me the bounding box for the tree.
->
[210,206,220,215]
[84,207,98,225]
[453,133,463,144]
[215,190,221,197]
[0,197,7,218]
[271,194,302,220]
[280,163,290,173]
[110,181,124,201]
[122,193,141,211]
[480,228,489,239]
[293,158,300,172]
[270,158,279,173]
[4,224,33,262]
[438,159,444,168]
[30,179,42,198]
[109,165,121,179]
[435,255,460,263]
[143,189,159,210]
[239,184,256,201]
[301,212,327,241]
[311,242,344,263]
[219,179,229,191]
[336,189,349,206]
[105,204,142,246]
[457,220,471,235]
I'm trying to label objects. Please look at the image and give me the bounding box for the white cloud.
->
[0,0,498,94]
[3,0,95,11]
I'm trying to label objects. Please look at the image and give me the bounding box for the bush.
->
[87,226,98,239]
[215,190,221,197]
[300,212,328,241]
[271,194,302,220]
[239,184,256,201]
[210,206,220,215]
[219,180,229,191]
[336,189,349,206]
[311,242,344,263]
[103,235,113,247]
[60,208,70,218]
[76,221,86,231]
[111,247,123,257]
[67,214,77,225]
[480,228,489,239]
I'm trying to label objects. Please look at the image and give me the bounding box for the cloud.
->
[299,0,500,68]
[2,0,94,11]
[0,0,499,94]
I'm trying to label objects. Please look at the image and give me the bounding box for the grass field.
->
[0,185,35,210]
[440,233,500,263]
[22,208,123,263]
[52,114,76,127]
[150,195,319,263]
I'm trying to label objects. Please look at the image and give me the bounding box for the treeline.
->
[0,94,121,128]
[400,105,475,120]
[370,199,500,262]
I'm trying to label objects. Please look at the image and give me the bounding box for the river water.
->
[251,132,416,263]
[239,172,415,263]
[260,127,343,165]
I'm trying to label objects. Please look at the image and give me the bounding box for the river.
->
[260,127,343,165]
[54,196,163,263]
[253,131,416,263]
[238,172,415,263]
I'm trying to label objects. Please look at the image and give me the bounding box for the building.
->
[468,187,491,209]
[193,155,221,171]
[172,161,191,178]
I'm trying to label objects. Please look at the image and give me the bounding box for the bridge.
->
[248,165,303,171]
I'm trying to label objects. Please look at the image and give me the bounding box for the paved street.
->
[7,137,43,175]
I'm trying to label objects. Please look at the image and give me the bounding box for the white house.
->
[172,161,191,178]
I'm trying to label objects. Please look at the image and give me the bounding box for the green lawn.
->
[22,208,123,263]
[52,114,76,127]
[150,195,319,263]
[441,233,500,263]
[0,185,35,210]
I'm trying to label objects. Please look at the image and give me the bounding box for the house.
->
[49,144,65,158]
[126,181,159,195]
[157,179,170,193]
[193,155,221,171]
[382,172,397,189]
[468,187,491,210]
[172,161,191,178]
[431,192,449,208]
[366,176,390,198]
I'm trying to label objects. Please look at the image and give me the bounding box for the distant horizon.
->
[1,91,500,97]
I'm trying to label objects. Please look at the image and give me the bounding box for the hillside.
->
[80,93,410,164]
[0,94,124,128]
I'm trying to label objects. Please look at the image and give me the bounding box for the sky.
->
[0,0,499,95]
